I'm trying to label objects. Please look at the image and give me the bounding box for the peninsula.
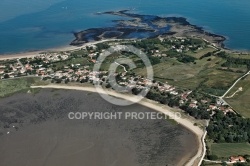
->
[71,10,226,48]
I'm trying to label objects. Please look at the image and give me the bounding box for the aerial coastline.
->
[0,11,241,165]
[0,87,200,166]
[1,10,250,166]
[71,10,226,48]
[0,10,230,60]
[31,85,205,166]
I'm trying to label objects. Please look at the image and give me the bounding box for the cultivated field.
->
[210,143,250,158]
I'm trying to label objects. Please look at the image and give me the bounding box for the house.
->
[209,105,217,110]
[179,100,184,105]
[170,91,178,95]
[189,103,198,109]
[191,100,198,104]
[91,59,96,63]
[181,94,188,101]
[201,100,208,104]
[229,156,246,163]
[0,69,4,74]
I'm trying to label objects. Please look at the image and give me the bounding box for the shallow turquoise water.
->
[0,0,250,54]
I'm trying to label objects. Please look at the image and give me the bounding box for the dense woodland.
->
[207,111,250,143]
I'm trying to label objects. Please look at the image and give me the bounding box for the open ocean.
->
[0,0,250,54]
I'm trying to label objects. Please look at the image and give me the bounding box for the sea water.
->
[0,0,250,54]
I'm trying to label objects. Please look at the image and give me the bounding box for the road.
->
[114,62,128,72]
[221,70,250,98]
[197,120,209,166]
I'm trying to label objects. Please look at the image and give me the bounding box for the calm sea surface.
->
[0,0,250,54]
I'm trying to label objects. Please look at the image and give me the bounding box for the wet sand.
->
[0,89,198,166]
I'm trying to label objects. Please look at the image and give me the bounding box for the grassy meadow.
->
[225,75,250,117]
[134,53,244,96]
[210,143,250,158]
[0,77,42,97]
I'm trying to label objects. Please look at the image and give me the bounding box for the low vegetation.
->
[225,75,250,118]
[0,77,40,97]
[209,143,250,159]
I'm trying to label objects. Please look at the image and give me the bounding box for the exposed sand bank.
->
[0,88,198,166]
[31,85,205,166]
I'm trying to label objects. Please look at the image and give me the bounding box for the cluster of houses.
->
[168,37,205,53]
[180,90,234,115]
[0,52,70,79]
[0,59,27,78]
[38,52,69,62]
[151,49,168,58]
[0,40,233,116]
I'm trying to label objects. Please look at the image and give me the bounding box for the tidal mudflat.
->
[0,89,198,166]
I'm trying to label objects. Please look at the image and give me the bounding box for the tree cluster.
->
[207,111,250,143]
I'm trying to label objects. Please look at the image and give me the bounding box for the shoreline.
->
[0,10,231,61]
[0,36,248,63]
[71,10,226,49]
[31,84,205,166]
[1,10,249,60]
[0,39,134,61]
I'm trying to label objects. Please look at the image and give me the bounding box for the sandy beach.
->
[0,39,133,61]
[31,84,205,166]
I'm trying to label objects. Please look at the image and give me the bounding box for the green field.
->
[93,39,248,96]
[0,77,41,97]
[134,55,243,95]
[186,47,216,59]
[210,143,250,158]
[228,53,250,59]
[226,75,250,117]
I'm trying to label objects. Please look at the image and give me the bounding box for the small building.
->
[229,156,246,163]
[209,105,217,110]
[189,103,198,109]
